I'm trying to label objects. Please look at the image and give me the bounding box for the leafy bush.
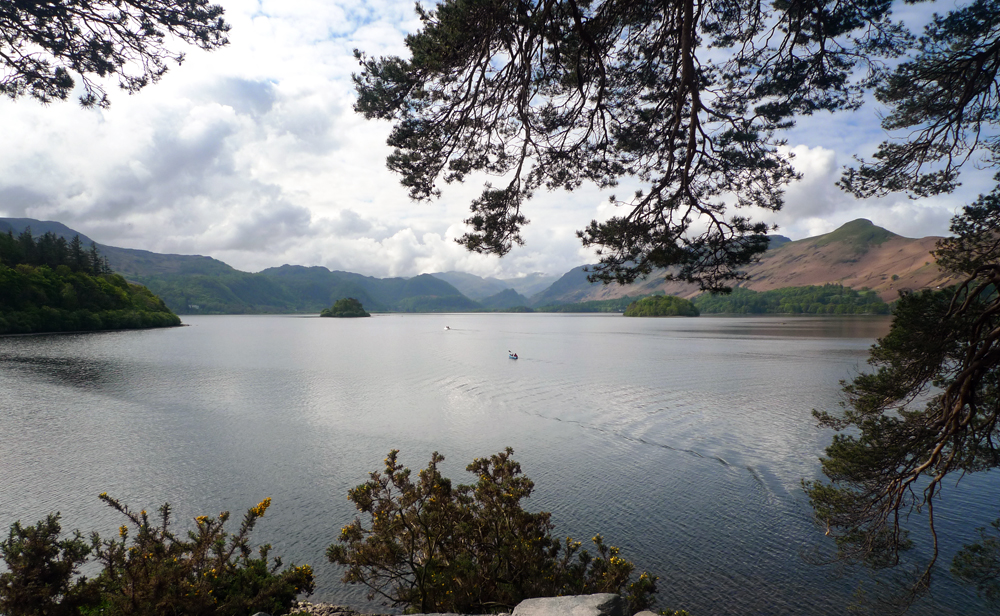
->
[0,495,314,616]
[328,449,670,614]
[0,514,97,616]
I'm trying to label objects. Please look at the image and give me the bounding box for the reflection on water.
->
[0,314,992,615]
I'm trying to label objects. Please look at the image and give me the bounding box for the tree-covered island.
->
[0,229,180,335]
[320,297,371,318]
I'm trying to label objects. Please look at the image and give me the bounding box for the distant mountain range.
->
[0,217,954,313]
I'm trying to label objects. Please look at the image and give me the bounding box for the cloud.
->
[0,0,989,282]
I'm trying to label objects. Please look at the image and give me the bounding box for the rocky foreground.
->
[272,593,642,616]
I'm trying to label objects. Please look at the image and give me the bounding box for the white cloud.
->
[0,0,990,281]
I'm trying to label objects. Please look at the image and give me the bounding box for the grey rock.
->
[513,594,625,616]
[288,602,391,616]
[633,611,657,616]
[250,613,272,616]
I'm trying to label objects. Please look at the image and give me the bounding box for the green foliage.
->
[351,0,927,290]
[328,449,663,614]
[0,229,111,275]
[624,295,699,317]
[952,517,1000,605]
[0,263,180,334]
[804,196,1000,604]
[0,495,314,616]
[537,296,638,313]
[0,0,229,108]
[0,515,98,616]
[693,285,890,315]
[841,0,1000,200]
[321,297,371,318]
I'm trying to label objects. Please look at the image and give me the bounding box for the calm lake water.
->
[0,313,995,615]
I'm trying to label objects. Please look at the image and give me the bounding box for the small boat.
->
[444,326,450,330]
[508,351,518,359]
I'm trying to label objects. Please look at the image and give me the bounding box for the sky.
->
[0,0,992,279]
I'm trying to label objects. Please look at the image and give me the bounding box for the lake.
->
[0,313,994,614]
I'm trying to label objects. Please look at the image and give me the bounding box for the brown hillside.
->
[742,230,953,301]
[536,219,957,304]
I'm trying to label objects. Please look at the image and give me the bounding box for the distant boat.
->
[444,326,450,330]
[508,351,518,359]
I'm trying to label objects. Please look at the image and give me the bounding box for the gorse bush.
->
[328,449,673,614]
[0,494,313,616]
[0,514,97,616]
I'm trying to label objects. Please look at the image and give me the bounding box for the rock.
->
[287,601,389,616]
[512,594,625,616]
[250,613,272,616]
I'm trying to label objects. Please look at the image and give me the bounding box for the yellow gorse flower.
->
[250,497,272,517]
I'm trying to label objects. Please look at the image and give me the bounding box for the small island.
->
[321,297,371,318]
[624,294,700,317]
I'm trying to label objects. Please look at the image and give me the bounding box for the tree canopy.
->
[804,196,1000,607]
[0,0,229,108]
[320,297,371,318]
[623,294,699,317]
[354,0,1000,605]
[352,0,999,290]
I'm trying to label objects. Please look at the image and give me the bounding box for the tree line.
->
[0,228,112,275]
[693,285,891,315]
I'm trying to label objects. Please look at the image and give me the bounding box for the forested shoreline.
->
[0,229,180,335]
[693,285,890,315]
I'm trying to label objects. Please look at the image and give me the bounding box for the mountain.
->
[525,220,955,305]
[429,271,509,299]
[429,271,559,300]
[2,216,954,314]
[0,218,482,313]
[499,273,559,297]
[479,288,532,310]
[743,219,951,298]
[0,217,239,278]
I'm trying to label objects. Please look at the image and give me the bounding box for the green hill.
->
[480,288,531,309]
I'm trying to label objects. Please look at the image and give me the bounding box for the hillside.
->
[740,219,952,299]
[0,219,482,314]
[430,271,558,299]
[0,218,238,278]
[2,216,956,314]
[527,220,955,305]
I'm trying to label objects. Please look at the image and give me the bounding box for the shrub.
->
[0,514,98,616]
[0,495,314,616]
[328,449,666,614]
